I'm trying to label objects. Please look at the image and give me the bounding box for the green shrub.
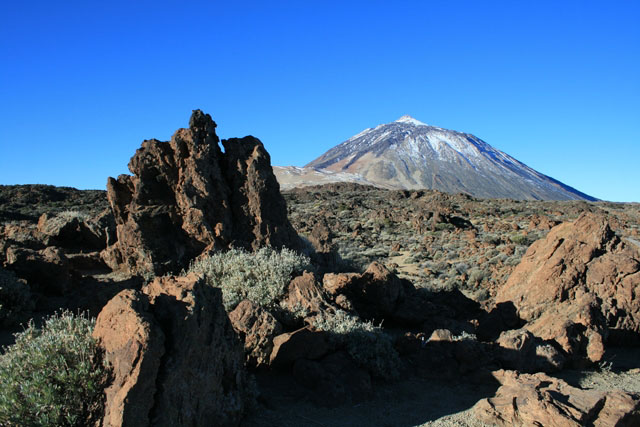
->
[482,234,502,245]
[509,233,531,246]
[468,268,487,285]
[0,311,110,426]
[505,255,523,266]
[434,223,454,232]
[443,276,462,290]
[188,247,312,311]
[0,268,33,328]
[312,310,400,379]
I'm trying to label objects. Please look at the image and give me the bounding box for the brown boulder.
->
[93,289,165,427]
[222,135,301,251]
[37,211,110,251]
[1,222,44,250]
[525,294,607,364]
[473,370,640,426]
[269,326,332,368]
[359,261,404,317]
[5,245,71,294]
[495,329,565,373]
[324,262,406,321]
[104,110,300,276]
[495,213,640,361]
[306,219,342,269]
[308,218,333,253]
[428,328,454,342]
[281,271,330,317]
[94,274,251,427]
[229,299,282,368]
[528,214,560,231]
[322,272,359,296]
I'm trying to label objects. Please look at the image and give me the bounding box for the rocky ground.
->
[1,111,640,426]
[284,183,640,299]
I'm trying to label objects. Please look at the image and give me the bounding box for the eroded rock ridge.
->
[103,110,301,276]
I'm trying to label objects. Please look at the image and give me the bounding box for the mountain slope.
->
[273,166,397,191]
[302,116,595,201]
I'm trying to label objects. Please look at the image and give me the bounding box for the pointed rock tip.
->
[189,109,217,131]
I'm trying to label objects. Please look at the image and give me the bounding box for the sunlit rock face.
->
[103,110,301,276]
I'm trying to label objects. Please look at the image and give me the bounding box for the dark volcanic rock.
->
[494,328,566,373]
[5,246,71,295]
[222,136,301,251]
[94,274,251,427]
[269,326,332,369]
[473,370,640,426]
[281,271,331,317]
[496,213,640,363]
[104,110,300,276]
[37,210,114,251]
[92,289,165,427]
[229,299,283,368]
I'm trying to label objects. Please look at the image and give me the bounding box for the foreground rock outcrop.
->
[496,213,640,364]
[103,110,300,276]
[93,274,251,426]
[474,370,640,426]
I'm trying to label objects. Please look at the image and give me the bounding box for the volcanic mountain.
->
[279,115,595,200]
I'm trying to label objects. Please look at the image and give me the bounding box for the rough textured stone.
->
[94,274,250,427]
[358,261,405,318]
[104,110,300,276]
[495,213,640,362]
[473,370,640,426]
[428,328,454,342]
[93,289,165,427]
[495,329,565,373]
[142,274,249,426]
[322,262,406,321]
[4,245,71,294]
[322,272,359,295]
[269,326,332,368]
[229,299,282,368]
[282,271,330,316]
[525,294,607,365]
[37,211,111,251]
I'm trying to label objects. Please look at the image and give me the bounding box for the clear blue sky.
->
[1,1,638,202]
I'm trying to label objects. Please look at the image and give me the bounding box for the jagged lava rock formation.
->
[474,370,640,426]
[298,115,595,200]
[93,274,250,426]
[103,110,301,276]
[496,213,640,364]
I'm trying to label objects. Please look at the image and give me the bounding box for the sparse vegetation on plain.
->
[2,181,640,426]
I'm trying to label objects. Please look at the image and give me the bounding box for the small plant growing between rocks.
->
[188,247,312,311]
[0,311,110,426]
[509,233,531,246]
[312,310,400,380]
[57,210,91,222]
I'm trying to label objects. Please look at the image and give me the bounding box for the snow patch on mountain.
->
[301,116,596,201]
[395,115,428,127]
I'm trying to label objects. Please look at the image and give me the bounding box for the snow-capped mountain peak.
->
[395,115,428,127]
[301,117,595,201]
